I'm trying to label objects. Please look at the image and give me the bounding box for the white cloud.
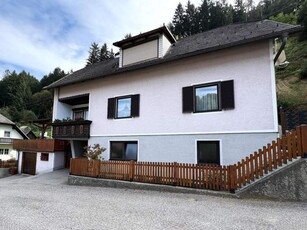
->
[0,0,260,79]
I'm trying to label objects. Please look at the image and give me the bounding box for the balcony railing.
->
[0,138,13,144]
[51,120,92,139]
[13,139,67,152]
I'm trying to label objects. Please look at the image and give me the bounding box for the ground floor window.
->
[41,153,49,161]
[0,149,9,155]
[197,141,220,165]
[110,141,138,161]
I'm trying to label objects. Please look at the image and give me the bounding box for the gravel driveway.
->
[1,170,307,230]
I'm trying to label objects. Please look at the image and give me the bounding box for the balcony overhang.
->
[59,93,89,106]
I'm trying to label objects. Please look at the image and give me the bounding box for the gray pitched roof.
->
[0,114,15,125]
[46,20,302,89]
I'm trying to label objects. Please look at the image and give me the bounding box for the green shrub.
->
[300,66,307,80]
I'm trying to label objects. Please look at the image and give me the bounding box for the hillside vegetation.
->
[275,35,307,108]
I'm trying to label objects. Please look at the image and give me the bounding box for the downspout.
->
[274,34,288,64]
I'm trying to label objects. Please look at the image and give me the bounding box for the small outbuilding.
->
[13,139,68,175]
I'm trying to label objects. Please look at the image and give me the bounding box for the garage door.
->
[22,152,37,175]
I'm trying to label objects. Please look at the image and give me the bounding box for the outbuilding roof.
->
[46,20,302,89]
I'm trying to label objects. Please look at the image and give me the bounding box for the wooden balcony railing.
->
[52,120,92,139]
[13,139,67,152]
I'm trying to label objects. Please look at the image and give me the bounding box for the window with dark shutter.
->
[183,80,234,114]
[182,86,193,113]
[131,94,140,117]
[221,80,234,110]
[108,94,140,119]
[107,98,115,119]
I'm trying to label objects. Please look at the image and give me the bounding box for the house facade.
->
[47,20,301,165]
[0,114,28,161]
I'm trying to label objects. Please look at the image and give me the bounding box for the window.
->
[4,131,10,137]
[4,149,9,155]
[108,94,140,119]
[197,141,220,165]
[41,153,49,161]
[183,80,234,113]
[0,149,3,155]
[73,108,88,120]
[110,141,138,161]
[195,84,219,112]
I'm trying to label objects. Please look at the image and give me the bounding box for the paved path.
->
[1,170,307,230]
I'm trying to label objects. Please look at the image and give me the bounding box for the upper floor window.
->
[73,108,88,120]
[183,80,234,113]
[108,94,140,119]
[195,84,219,112]
[4,131,10,137]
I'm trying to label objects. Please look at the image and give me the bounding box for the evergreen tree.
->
[233,0,246,23]
[172,3,185,38]
[100,43,109,61]
[183,1,199,36]
[86,42,100,66]
[198,0,210,32]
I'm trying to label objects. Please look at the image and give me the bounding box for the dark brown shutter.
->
[221,80,235,109]
[131,94,140,117]
[182,86,194,113]
[107,98,115,119]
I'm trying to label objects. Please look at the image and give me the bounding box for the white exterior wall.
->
[122,39,158,66]
[52,88,74,120]
[36,152,54,174]
[158,34,172,57]
[53,41,278,165]
[53,152,65,170]
[0,124,24,160]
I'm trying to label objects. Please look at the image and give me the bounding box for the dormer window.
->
[113,26,176,68]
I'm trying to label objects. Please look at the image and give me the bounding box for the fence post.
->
[94,160,100,177]
[300,125,307,158]
[228,165,236,193]
[173,162,178,186]
[280,107,286,135]
[129,160,135,181]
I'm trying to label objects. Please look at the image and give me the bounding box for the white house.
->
[0,114,28,161]
[47,20,302,165]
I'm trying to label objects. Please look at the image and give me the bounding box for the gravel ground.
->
[0,170,307,230]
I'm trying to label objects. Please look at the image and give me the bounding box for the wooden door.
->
[22,152,37,175]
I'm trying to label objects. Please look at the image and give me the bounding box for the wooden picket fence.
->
[70,125,307,193]
[0,159,17,168]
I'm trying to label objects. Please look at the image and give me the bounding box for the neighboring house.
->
[0,114,28,161]
[20,126,37,139]
[46,20,302,165]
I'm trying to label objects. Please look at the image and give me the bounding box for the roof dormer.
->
[113,26,176,68]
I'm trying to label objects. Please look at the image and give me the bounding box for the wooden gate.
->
[22,152,37,175]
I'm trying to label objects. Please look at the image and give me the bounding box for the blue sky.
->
[0,0,250,80]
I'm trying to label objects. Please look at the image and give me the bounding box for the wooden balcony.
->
[51,120,92,139]
[13,139,67,152]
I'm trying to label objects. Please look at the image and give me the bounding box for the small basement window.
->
[41,153,49,161]
[197,141,220,165]
[110,141,138,161]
